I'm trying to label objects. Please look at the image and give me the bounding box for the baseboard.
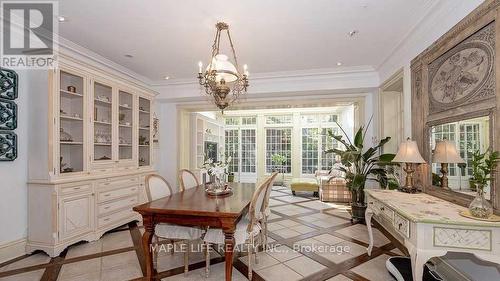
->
[0,238,27,264]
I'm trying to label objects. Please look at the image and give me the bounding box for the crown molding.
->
[57,36,155,89]
[151,65,377,86]
[153,66,379,101]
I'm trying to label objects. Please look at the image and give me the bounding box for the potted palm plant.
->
[271,153,287,186]
[325,120,395,222]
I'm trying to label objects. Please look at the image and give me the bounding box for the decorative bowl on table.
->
[205,183,232,196]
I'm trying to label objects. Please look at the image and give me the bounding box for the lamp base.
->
[399,163,418,193]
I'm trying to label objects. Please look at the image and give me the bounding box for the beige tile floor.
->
[0,186,402,281]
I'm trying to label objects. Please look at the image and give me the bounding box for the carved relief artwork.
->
[429,22,495,112]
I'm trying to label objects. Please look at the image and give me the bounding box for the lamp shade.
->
[207,54,239,83]
[393,139,426,163]
[433,140,465,164]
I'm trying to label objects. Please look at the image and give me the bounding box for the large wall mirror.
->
[411,1,500,212]
[429,115,492,201]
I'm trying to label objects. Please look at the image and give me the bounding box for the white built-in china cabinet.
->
[27,58,156,257]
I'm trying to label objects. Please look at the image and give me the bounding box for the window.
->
[321,128,338,170]
[241,129,256,173]
[266,115,292,125]
[225,129,239,173]
[302,128,319,174]
[266,128,292,173]
[242,116,256,125]
[322,114,338,123]
[459,123,480,176]
[225,117,240,126]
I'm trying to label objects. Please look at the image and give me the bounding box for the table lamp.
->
[393,138,426,193]
[433,140,465,189]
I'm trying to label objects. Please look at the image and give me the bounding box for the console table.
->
[365,189,500,281]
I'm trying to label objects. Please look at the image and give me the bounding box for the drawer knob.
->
[104,206,110,210]
[104,194,111,197]
[369,202,373,205]
[398,223,402,229]
[73,187,81,190]
[104,218,110,222]
[380,207,385,211]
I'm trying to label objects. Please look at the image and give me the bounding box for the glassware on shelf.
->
[60,128,73,142]
[469,186,493,219]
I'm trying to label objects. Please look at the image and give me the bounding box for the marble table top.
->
[366,189,500,227]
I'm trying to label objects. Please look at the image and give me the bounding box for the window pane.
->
[241,129,256,173]
[241,116,256,125]
[266,128,292,173]
[266,115,292,125]
[225,129,239,173]
[322,114,338,123]
[302,128,319,174]
[321,128,338,170]
[301,114,318,125]
[225,117,240,125]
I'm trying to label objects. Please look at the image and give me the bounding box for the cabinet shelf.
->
[94,99,112,106]
[119,144,132,147]
[119,124,132,128]
[61,141,83,145]
[60,115,83,121]
[119,105,132,110]
[94,143,112,146]
[139,110,150,114]
[139,145,150,147]
[60,89,83,97]
[139,127,150,131]
[94,121,112,126]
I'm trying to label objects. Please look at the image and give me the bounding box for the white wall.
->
[0,70,29,252]
[156,103,179,185]
[378,0,484,138]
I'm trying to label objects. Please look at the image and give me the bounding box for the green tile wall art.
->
[0,68,18,161]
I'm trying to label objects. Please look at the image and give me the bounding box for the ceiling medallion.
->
[197,22,249,112]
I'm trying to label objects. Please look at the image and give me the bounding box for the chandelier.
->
[197,22,249,112]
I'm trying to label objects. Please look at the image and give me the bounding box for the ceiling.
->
[58,0,437,83]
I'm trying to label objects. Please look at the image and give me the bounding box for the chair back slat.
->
[247,172,278,232]
[145,174,173,201]
[178,169,200,192]
[263,173,278,211]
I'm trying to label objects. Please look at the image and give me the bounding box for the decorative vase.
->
[468,187,493,219]
[214,174,226,189]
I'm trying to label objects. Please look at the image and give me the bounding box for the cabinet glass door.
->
[59,70,84,174]
[138,97,151,166]
[119,90,133,160]
[93,82,113,162]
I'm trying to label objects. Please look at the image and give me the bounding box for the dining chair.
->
[202,174,276,279]
[145,174,205,275]
[178,169,201,191]
[260,172,278,248]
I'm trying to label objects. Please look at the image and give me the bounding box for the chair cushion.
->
[203,218,261,245]
[290,178,319,192]
[155,223,204,240]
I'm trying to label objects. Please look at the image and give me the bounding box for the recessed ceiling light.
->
[57,16,67,22]
[124,54,134,58]
[164,76,170,80]
[348,30,359,37]
[337,62,343,66]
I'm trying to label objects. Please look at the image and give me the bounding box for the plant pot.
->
[227,174,234,182]
[350,203,367,222]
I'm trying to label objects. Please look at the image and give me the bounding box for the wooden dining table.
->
[133,182,256,281]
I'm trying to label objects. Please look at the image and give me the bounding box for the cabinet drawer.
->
[394,212,410,238]
[376,202,394,221]
[98,195,138,216]
[98,186,138,202]
[98,209,135,228]
[60,183,92,195]
[97,176,138,189]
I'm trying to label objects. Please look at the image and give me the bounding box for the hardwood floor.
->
[0,186,404,281]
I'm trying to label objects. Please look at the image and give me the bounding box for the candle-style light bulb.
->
[243,64,248,76]
[198,61,203,73]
